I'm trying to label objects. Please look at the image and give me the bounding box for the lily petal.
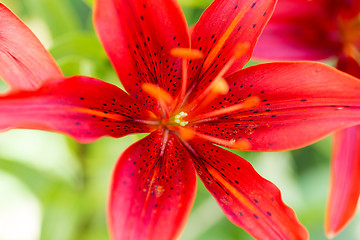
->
[187,0,276,101]
[0,76,155,143]
[325,125,360,238]
[109,131,197,240]
[0,3,62,91]
[253,0,339,61]
[190,62,360,151]
[94,0,189,113]
[184,138,308,239]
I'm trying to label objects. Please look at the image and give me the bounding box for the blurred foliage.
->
[0,0,359,240]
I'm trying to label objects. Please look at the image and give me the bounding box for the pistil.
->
[173,111,189,126]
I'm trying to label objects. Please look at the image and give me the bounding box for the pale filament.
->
[166,125,250,150]
[184,42,250,114]
[170,48,204,110]
[190,96,260,123]
[183,42,251,118]
[142,83,174,120]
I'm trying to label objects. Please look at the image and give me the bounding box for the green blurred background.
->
[0,0,359,239]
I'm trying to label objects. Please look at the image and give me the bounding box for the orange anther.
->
[142,83,173,105]
[234,42,251,59]
[241,96,260,109]
[231,139,251,150]
[179,127,195,141]
[170,48,204,59]
[211,77,229,95]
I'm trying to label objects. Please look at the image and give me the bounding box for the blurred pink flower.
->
[253,0,360,237]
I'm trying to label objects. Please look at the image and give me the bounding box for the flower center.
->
[141,44,259,151]
[173,111,189,126]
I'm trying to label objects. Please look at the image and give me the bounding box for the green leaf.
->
[50,32,107,60]
[49,32,111,77]
[22,0,82,38]
[82,0,94,8]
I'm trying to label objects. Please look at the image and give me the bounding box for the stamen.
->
[142,83,173,104]
[190,96,260,123]
[233,42,251,59]
[241,96,260,109]
[179,127,195,140]
[142,83,173,118]
[183,81,230,118]
[171,48,204,109]
[211,77,229,95]
[133,119,161,126]
[171,126,251,150]
[185,42,250,113]
[160,129,170,157]
[170,48,204,59]
[231,139,251,150]
[194,131,251,150]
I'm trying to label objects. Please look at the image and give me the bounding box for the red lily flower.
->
[253,0,360,237]
[2,0,360,239]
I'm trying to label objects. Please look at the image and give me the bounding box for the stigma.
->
[174,111,189,126]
